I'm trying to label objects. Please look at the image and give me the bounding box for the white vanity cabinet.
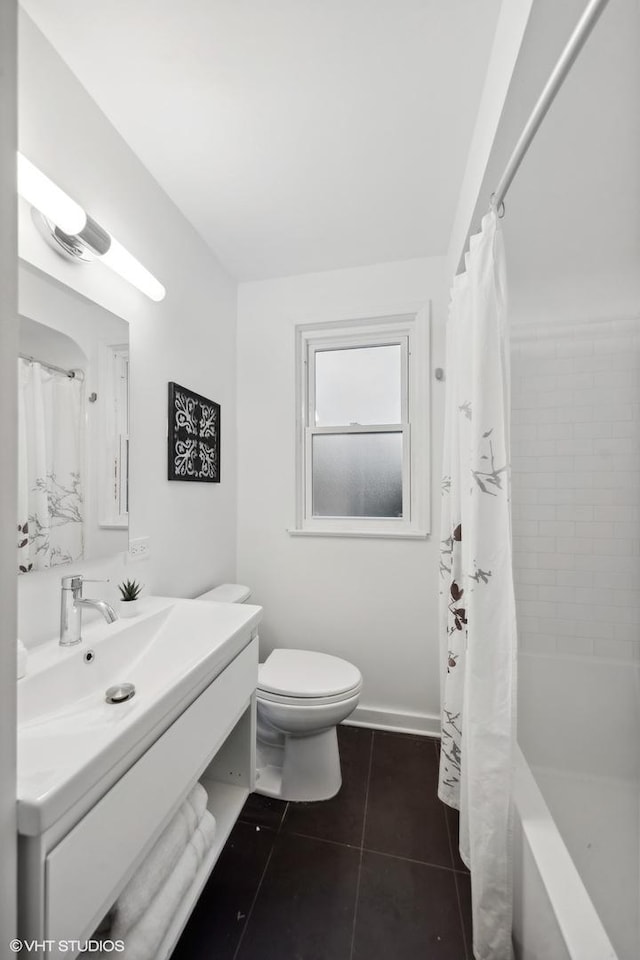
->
[18,635,258,960]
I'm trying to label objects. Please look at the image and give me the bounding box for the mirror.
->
[17,269,129,573]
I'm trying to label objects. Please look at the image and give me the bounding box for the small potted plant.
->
[117,578,143,618]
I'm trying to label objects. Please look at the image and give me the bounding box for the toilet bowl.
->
[197,584,362,802]
[256,648,362,801]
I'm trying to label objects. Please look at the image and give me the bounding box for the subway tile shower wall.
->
[511,316,640,663]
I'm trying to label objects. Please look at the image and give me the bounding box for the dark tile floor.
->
[173,726,472,960]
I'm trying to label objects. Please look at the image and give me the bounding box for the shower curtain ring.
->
[490,193,506,219]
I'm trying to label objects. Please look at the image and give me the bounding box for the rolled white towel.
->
[184,781,208,830]
[189,808,217,863]
[120,811,218,960]
[79,803,216,960]
[119,840,199,960]
[110,782,208,937]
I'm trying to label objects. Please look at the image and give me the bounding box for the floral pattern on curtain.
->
[17,359,84,573]
[438,211,517,960]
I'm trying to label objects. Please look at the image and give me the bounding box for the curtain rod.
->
[491,0,612,213]
[19,353,85,381]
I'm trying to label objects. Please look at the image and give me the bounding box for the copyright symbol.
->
[9,940,22,953]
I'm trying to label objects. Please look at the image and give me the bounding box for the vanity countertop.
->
[17,596,261,836]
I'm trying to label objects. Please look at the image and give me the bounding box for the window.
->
[293,308,429,538]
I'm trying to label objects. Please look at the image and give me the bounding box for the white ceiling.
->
[20,0,501,280]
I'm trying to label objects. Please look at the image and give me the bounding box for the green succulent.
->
[118,578,143,602]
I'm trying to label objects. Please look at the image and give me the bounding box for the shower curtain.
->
[438,211,517,960]
[17,359,84,573]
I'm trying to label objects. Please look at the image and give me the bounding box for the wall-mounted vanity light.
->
[17,153,166,302]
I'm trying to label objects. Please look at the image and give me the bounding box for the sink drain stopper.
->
[105,682,136,704]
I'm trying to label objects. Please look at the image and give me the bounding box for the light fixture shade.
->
[19,153,166,302]
[100,237,166,302]
[17,153,87,236]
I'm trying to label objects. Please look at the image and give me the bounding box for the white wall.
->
[17,12,238,645]
[0,0,17,945]
[502,0,640,325]
[448,0,607,277]
[237,257,448,732]
[447,0,534,275]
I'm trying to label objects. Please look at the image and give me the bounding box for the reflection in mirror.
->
[18,349,84,571]
[17,277,129,573]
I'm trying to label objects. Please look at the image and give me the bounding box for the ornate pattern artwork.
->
[168,382,220,482]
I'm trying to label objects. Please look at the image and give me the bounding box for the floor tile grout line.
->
[436,734,472,957]
[359,730,375,850]
[278,800,289,834]
[436,735,463,875]
[231,835,276,960]
[361,845,470,874]
[255,825,470,875]
[441,790,471,960]
[348,729,375,960]
[238,798,289,833]
[453,869,472,960]
[232,801,289,960]
[441,803,458,872]
[282,829,362,851]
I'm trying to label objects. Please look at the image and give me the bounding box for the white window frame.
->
[292,305,430,539]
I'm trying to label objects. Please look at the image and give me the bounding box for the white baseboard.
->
[343,706,440,738]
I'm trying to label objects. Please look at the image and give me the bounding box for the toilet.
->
[197,584,362,802]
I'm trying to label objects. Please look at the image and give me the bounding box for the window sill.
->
[287,528,429,540]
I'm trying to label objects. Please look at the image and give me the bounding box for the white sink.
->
[17,596,262,836]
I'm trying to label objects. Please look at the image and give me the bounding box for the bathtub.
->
[512,654,639,960]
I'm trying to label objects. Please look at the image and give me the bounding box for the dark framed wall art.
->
[168,382,221,482]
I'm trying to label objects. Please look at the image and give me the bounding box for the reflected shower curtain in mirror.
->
[438,211,517,960]
[17,359,84,573]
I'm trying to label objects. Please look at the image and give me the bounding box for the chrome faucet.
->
[60,574,118,646]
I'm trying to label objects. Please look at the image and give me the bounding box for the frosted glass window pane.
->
[312,433,403,518]
[315,345,401,425]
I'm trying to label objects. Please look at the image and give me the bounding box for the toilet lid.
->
[198,583,251,603]
[258,649,362,699]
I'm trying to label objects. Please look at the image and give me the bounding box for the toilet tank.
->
[196,583,252,604]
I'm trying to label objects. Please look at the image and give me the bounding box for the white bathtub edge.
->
[514,745,618,960]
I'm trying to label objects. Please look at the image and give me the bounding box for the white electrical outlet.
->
[128,537,150,561]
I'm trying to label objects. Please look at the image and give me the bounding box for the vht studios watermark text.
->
[9,940,125,954]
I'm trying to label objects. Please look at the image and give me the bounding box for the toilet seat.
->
[257,684,362,707]
[258,649,362,702]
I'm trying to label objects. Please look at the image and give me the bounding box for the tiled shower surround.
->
[511,315,640,663]
[510,314,640,960]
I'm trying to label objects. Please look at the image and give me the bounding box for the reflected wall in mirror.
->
[17,267,129,573]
